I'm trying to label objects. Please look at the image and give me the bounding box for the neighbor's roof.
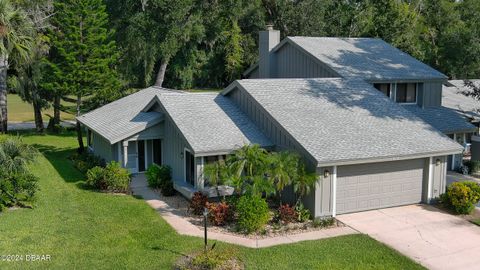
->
[228,78,461,166]
[403,105,477,134]
[442,80,480,122]
[157,93,272,155]
[275,37,447,81]
[77,87,180,144]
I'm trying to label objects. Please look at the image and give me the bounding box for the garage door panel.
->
[336,159,424,214]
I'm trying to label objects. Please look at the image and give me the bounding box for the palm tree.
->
[202,160,228,198]
[0,0,34,133]
[268,151,300,192]
[227,144,269,179]
[0,136,38,176]
[292,164,317,205]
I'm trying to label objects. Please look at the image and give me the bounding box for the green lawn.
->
[7,94,75,122]
[472,219,480,226]
[0,132,425,269]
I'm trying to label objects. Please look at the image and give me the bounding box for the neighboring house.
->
[78,28,472,218]
[442,80,480,131]
[244,28,476,171]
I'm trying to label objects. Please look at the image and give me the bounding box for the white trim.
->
[443,157,448,193]
[428,157,433,201]
[332,166,337,217]
[390,83,395,101]
[199,157,205,189]
[452,134,457,171]
[122,141,128,168]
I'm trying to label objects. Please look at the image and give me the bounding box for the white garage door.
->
[336,159,424,215]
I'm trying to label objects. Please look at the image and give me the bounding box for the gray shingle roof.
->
[443,80,480,121]
[157,93,272,155]
[233,78,462,166]
[77,87,179,144]
[403,105,477,134]
[284,37,447,81]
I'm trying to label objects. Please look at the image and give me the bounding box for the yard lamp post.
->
[203,207,208,252]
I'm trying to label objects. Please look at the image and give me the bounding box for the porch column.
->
[123,140,128,168]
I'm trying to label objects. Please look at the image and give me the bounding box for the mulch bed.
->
[154,190,344,239]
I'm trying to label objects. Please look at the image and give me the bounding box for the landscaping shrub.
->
[70,151,105,173]
[86,166,105,187]
[313,217,336,228]
[207,201,232,226]
[190,191,208,215]
[277,204,297,224]
[85,161,131,193]
[441,181,480,214]
[0,137,39,210]
[146,164,161,188]
[295,202,311,222]
[236,195,270,233]
[145,164,174,196]
[160,178,175,196]
[464,160,480,174]
[176,247,243,270]
[0,173,39,209]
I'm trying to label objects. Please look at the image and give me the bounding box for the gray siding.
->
[162,116,194,186]
[273,43,338,78]
[91,131,115,162]
[226,86,316,169]
[419,81,443,107]
[304,167,333,217]
[126,123,164,141]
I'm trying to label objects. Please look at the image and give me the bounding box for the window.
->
[373,83,391,98]
[185,150,195,186]
[396,83,417,103]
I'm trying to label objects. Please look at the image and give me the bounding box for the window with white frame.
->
[395,83,417,103]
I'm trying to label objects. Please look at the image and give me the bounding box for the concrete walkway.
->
[130,174,356,248]
[337,205,480,270]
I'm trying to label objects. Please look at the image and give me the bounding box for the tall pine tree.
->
[45,0,120,151]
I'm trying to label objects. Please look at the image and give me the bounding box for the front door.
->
[185,150,195,186]
[138,140,145,172]
[153,139,162,165]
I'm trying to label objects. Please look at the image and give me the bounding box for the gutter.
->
[316,149,463,168]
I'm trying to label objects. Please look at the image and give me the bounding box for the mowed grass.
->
[7,94,74,122]
[472,219,480,226]
[0,132,425,269]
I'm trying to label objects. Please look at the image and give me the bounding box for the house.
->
[78,28,472,217]
[442,80,480,132]
[244,27,477,171]
[442,79,480,161]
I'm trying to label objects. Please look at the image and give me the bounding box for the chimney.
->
[259,25,280,78]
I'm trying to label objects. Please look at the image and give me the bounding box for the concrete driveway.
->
[337,205,480,270]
